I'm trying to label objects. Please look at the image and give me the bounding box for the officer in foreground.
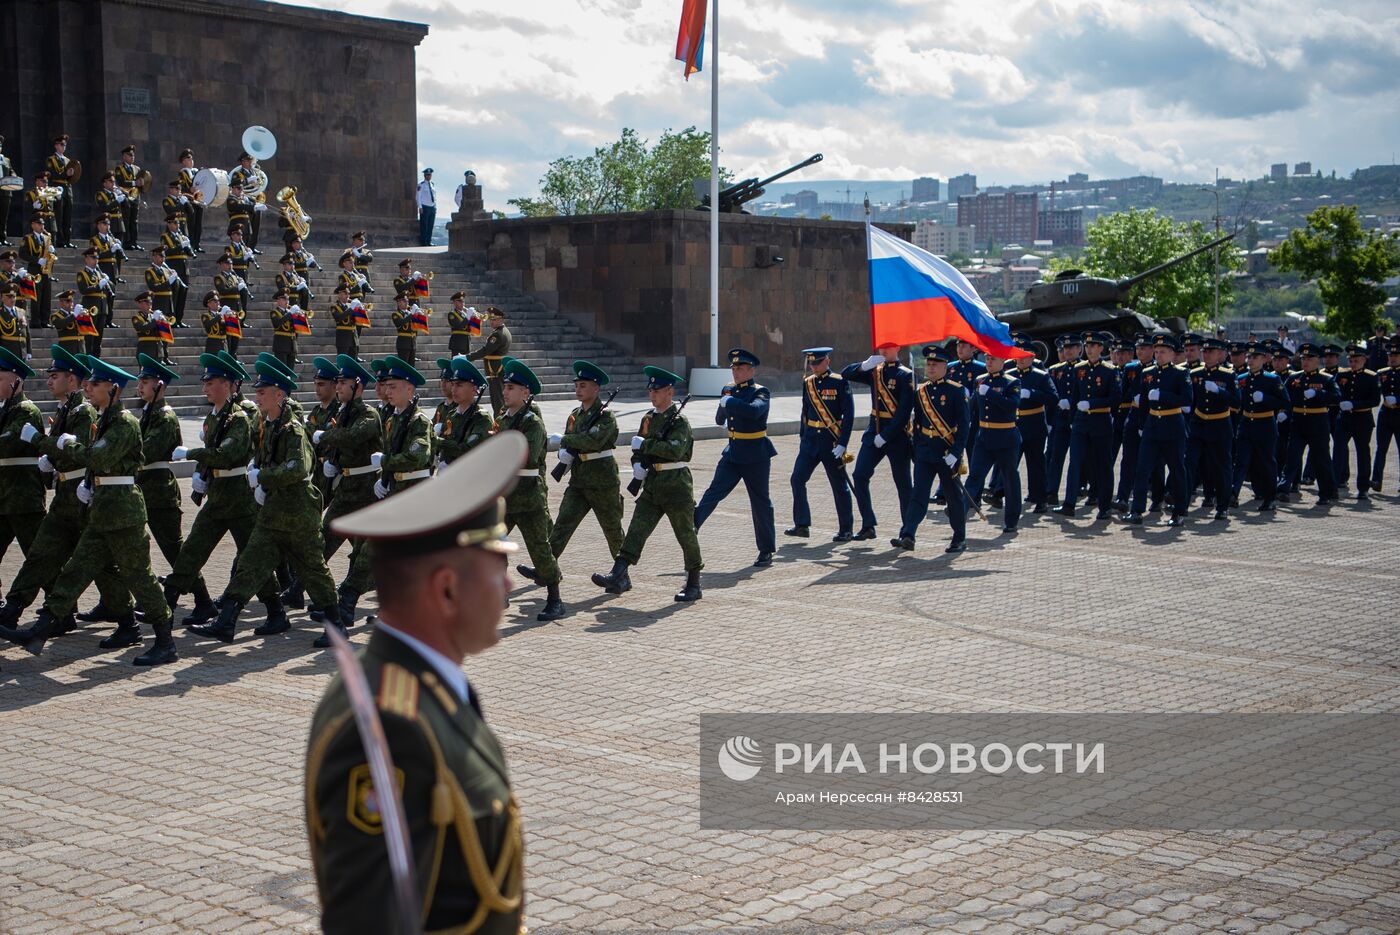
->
[305,432,526,935]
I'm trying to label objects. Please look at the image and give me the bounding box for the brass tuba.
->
[277,185,311,240]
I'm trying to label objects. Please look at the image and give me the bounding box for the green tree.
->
[1048,208,1241,327]
[508,126,729,217]
[1269,204,1400,339]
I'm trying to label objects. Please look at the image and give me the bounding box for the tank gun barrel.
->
[707,153,824,212]
[1118,232,1236,292]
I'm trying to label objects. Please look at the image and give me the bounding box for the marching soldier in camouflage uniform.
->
[0,347,45,604]
[189,356,344,645]
[279,357,343,612]
[11,357,177,665]
[469,307,510,414]
[592,366,703,602]
[534,360,622,572]
[433,356,493,467]
[493,358,566,621]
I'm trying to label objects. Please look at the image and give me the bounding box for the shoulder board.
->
[1032,367,1048,375]
[803,373,817,383]
[1073,361,1088,368]
[1189,365,1205,373]
[944,379,963,389]
[975,372,989,382]
[1380,366,1393,374]
[754,384,770,395]
[827,372,843,381]
[377,663,419,719]
[1099,361,1117,370]
[1172,364,1188,371]
[1049,362,1065,370]
[1364,369,1377,376]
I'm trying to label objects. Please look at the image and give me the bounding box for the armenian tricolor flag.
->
[866,223,1028,358]
[350,301,371,328]
[468,314,482,337]
[223,310,243,339]
[410,307,430,334]
[154,317,175,344]
[18,275,37,302]
[290,309,311,336]
[413,273,431,299]
[74,309,98,337]
[675,0,707,79]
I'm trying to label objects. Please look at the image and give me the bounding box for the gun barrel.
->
[1119,232,1236,291]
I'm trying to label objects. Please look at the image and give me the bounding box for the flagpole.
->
[709,0,719,369]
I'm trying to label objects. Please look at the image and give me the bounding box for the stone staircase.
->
[24,244,649,415]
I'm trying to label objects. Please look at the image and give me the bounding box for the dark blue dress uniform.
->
[1282,345,1341,503]
[1373,341,1400,490]
[1185,340,1241,517]
[1231,347,1289,508]
[1011,341,1057,511]
[1115,339,1150,505]
[1335,344,1382,499]
[1061,333,1122,517]
[788,348,854,539]
[1128,334,1192,524]
[963,366,1023,530]
[842,349,914,536]
[1045,336,1080,503]
[694,347,778,560]
[1271,349,1295,488]
[1322,346,1349,485]
[945,351,986,460]
[895,346,969,552]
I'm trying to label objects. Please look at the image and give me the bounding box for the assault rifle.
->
[550,388,619,482]
[627,394,691,497]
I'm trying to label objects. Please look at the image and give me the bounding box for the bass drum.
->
[193,167,230,207]
[0,175,24,192]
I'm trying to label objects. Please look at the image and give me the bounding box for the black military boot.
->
[279,571,305,610]
[753,551,774,567]
[184,582,217,626]
[537,583,567,621]
[253,596,290,636]
[133,618,178,666]
[890,535,915,551]
[20,609,64,656]
[515,564,541,585]
[674,570,702,603]
[99,613,143,649]
[590,559,631,594]
[76,599,120,623]
[0,601,25,642]
[337,586,360,627]
[783,525,809,538]
[853,527,877,540]
[190,599,241,643]
[312,607,348,649]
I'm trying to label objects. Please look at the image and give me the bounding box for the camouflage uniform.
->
[551,398,623,560]
[619,404,703,572]
[305,400,338,504]
[497,406,560,585]
[435,402,493,466]
[318,397,382,560]
[0,387,45,593]
[342,400,432,594]
[136,398,189,570]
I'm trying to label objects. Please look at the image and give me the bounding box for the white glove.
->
[1148,389,1161,402]
[860,353,882,371]
[76,481,92,504]
[435,457,447,472]
[943,453,958,468]
[19,422,38,443]
[1386,395,1398,406]
[1076,400,1090,412]
[312,430,325,444]
[718,396,731,408]
[1205,381,1220,393]
[1134,394,1142,406]
[1252,391,1264,403]
[370,452,383,468]
[978,384,989,396]
[191,473,208,494]
[37,454,54,473]
[1019,389,1031,399]
[873,434,887,449]
[1340,400,1354,411]
[246,467,260,488]
[832,444,845,459]
[547,432,561,451]
[1182,405,1192,414]
[632,463,647,481]
[199,425,206,442]
[56,433,77,450]
[630,435,644,450]
[373,478,388,499]
[172,446,188,461]
[1276,412,1287,423]
[322,460,339,478]
[253,485,266,506]
[1058,399,1071,410]
[433,422,444,437]
[1304,388,1316,400]
[558,449,575,465]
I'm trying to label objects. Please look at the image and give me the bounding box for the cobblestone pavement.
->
[3,434,1399,934]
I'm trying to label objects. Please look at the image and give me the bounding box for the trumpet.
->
[277,185,311,240]
[36,186,63,205]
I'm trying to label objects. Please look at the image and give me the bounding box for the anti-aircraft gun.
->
[698,153,823,214]
[998,232,1236,355]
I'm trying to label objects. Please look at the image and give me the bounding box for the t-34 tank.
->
[998,233,1235,354]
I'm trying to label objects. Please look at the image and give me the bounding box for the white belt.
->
[578,450,615,462]
[517,468,541,478]
[0,457,39,467]
[93,476,135,486]
[394,469,431,481]
[57,469,85,483]
[140,461,173,472]
[212,466,248,478]
[343,463,378,476]
[653,462,689,471]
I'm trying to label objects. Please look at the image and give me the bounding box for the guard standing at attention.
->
[1059,331,1121,520]
[305,433,526,935]
[469,307,511,414]
[786,347,854,542]
[1336,343,1381,501]
[841,341,914,540]
[1282,344,1340,505]
[1232,342,1289,511]
[892,344,969,554]
[1010,334,1057,513]
[962,350,1023,532]
[1185,337,1240,520]
[1045,334,1081,505]
[694,347,777,567]
[1125,333,1192,527]
[592,366,702,602]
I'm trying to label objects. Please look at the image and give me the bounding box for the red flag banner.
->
[675,0,707,79]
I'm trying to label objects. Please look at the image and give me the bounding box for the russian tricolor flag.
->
[867,223,1029,358]
[675,0,706,79]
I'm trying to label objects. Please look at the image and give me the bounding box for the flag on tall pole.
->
[866,223,1029,358]
[675,0,707,79]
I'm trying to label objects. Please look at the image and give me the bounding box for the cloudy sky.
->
[291,0,1400,212]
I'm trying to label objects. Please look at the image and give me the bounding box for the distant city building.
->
[1271,163,1288,181]
[1038,206,1085,246]
[911,177,940,202]
[912,220,976,255]
[1082,176,1163,198]
[958,191,1038,245]
[789,190,819,214]
[1294,162,1312,176]
[1067,172,1090,186]
[1356,164,1400,183]
[1004,266,1043,296]
[948,173,977,202]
